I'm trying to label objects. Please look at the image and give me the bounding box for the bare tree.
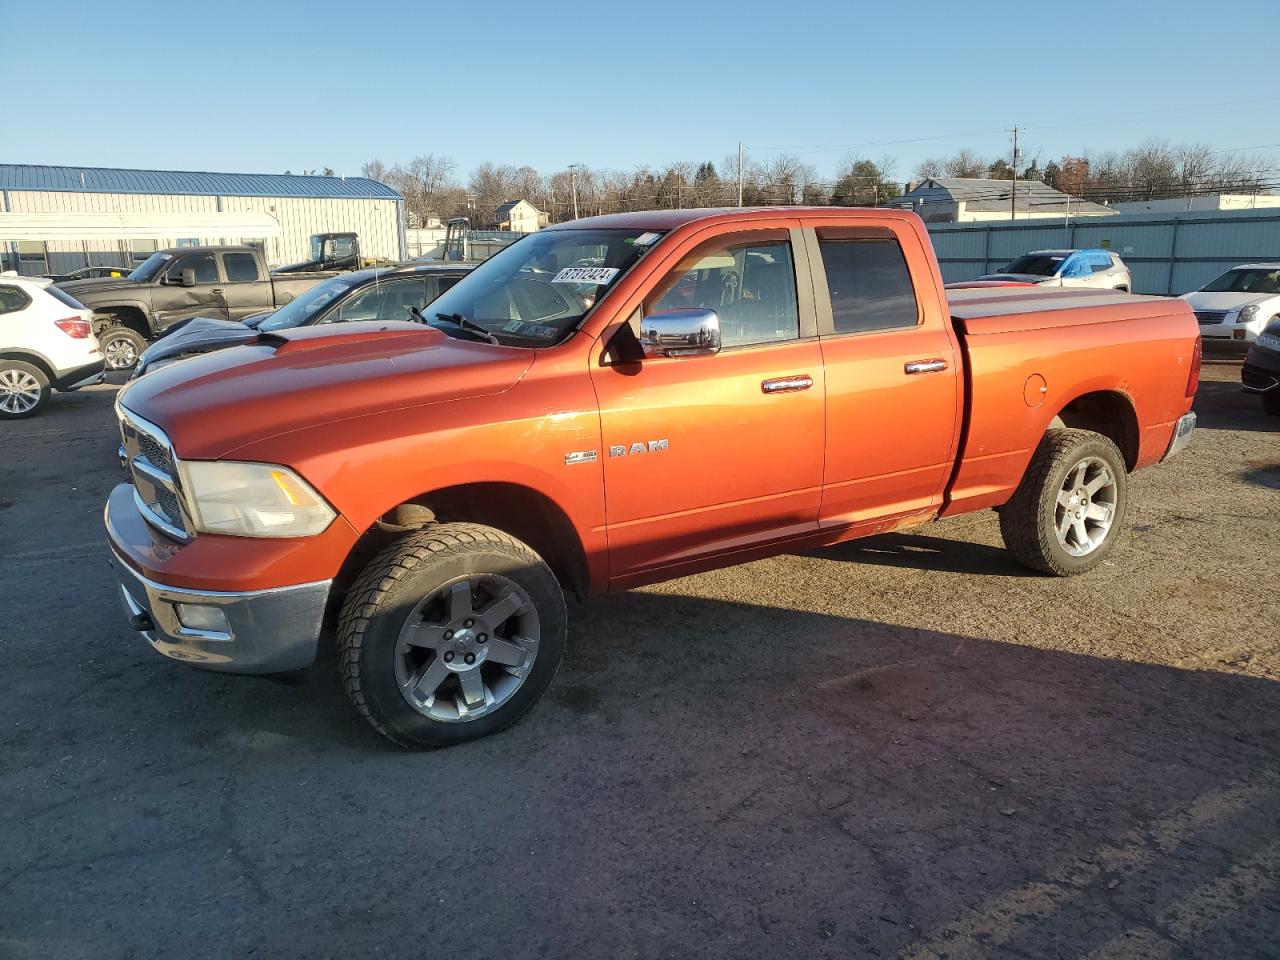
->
[360,159,388,182]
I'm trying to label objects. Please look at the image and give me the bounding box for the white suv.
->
[0,274,104,418]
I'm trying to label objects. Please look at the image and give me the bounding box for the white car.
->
[1181,263,1280,346]
[0,273,104,418]
[979,248,1132,291]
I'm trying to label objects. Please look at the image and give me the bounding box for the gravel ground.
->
[1,365,1277,959]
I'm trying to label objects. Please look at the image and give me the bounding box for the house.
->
[887,177,1116,223]
[492,200,547,233]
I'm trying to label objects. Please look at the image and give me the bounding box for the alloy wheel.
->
[394,574,541,723]
[0,368,42,414]
[1054,456,1118,556]
[104,336,138,369]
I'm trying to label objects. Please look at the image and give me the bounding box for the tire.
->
[999,428,1128,576]
[337,523,567,748]
[0,360,51,419]
[98,324,147,371]
[1262,392,1280,417]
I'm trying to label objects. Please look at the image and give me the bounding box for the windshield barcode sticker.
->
[551,266,619,285]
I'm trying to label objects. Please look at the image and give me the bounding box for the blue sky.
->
[8,0,1279,185]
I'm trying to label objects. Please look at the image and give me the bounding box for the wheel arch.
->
[0,349,55,382]
[1047,389,1139,471]
[92,303,152,336]
[331,481,592,615]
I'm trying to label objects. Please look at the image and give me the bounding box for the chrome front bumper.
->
[1162,412,1197,462]
[109,551,331,674]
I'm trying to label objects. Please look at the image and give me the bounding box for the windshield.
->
[310,236,324,261]
[257,274,361,332]
[1001,253,1066,276]
[128,252,175,282]
[425,227,664,345]
[1201,268,1280,295]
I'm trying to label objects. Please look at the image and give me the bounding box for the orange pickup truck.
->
[106,208,1200,747]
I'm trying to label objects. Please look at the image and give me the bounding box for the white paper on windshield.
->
[633,232,660,246]
[551,266,619,285]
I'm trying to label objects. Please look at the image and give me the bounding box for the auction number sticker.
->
[551,266,618,285]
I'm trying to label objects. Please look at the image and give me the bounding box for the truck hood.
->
[134,317,258,377]
[1180,290,1280,311]
[116,321,535,460]
[57,276,138,297]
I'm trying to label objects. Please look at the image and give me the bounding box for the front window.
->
[425,228,664,345]
[1002,253,1066,276]
[1201,268,1280,295]
[164,254,218,284]
[257,274,363,332]
[128,251,175,282]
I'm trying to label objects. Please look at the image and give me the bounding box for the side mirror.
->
[180,268,197,287]
[639,308,721,359]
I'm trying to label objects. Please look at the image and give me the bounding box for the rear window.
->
[0,285,31,314]
[46,286,86,310]
[817,236,919,334]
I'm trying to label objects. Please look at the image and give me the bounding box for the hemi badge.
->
[564,450,598,465]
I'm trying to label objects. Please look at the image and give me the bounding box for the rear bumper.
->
[1241,342,1280,394]
[52,359,105,391]
[110,548,330,674]
[1162,412,1197,462]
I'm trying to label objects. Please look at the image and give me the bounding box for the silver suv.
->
[980,249,1132,291]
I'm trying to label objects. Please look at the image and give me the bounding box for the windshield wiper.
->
[433,311,500,345]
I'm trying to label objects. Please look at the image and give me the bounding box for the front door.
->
[800,220,962,527]
[590,225,826,582]
[154,252,227,329]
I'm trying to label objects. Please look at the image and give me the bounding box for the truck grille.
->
[118,405,192,541]
[1194,310,1227,325]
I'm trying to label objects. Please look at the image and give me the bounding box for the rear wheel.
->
[999,428,1128,576]
[0,360,50,418]
[337,523,566,748]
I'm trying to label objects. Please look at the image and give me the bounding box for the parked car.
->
[1241,316,1280,415]
[58,245,344,371]
[131,263,475,378]
[978,249,1132,291]
[105,207,1199,748]
[944,279,1036,289]
[44,265,134,283]
[1181,262,1280,348]
[0,275,104,418]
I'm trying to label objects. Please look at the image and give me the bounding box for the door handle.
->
[761,375,813,394]
[211,288,224,295]
[904,359,948,375]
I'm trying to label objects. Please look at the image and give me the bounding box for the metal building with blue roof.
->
[1,163,406,275]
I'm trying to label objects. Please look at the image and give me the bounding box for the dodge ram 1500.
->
[105,208,1200,748]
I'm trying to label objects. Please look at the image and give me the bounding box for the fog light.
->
[175,602,230,633]
[1233,330,1247,340]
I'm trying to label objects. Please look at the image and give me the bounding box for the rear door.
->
[218,252,273,320]
[590,224,826,580]
[800,219,962,527]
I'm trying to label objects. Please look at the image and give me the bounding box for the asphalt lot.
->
[1,365,1277,959]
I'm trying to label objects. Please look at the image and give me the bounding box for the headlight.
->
[178,461,336,537]
[1237,304,1259,324]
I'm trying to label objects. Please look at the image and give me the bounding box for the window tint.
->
[647,233,799,348]
[328,278,429,323]
[166,254,218,284]
[818,238,919,334]
[0,286,31,313]
[47,287,86,310]
[437,275,463,295]
[223,252,261,282]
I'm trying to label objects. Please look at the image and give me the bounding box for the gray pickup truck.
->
[58,246,336,369]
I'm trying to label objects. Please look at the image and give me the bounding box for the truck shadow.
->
[1193,378,1278,432]
[803,530,1036,577]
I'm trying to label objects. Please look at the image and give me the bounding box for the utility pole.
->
[737,142,744,207]
[569,164,580,220]
[1009,126,1023,221]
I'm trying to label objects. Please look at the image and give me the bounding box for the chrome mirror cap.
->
[639,309,722,359]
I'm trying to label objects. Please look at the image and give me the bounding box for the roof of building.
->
[894,177,1115,215]
[495,199,542,215]
[0,164,402,200]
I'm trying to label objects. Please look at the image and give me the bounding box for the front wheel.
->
[98,325,147,370]
[0,360,50,418]
[999,428,1128,576]
[337,523,566,748]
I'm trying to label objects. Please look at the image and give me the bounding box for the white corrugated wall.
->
[3,190,401,274]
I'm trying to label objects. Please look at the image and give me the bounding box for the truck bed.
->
[947,287,1177,333]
